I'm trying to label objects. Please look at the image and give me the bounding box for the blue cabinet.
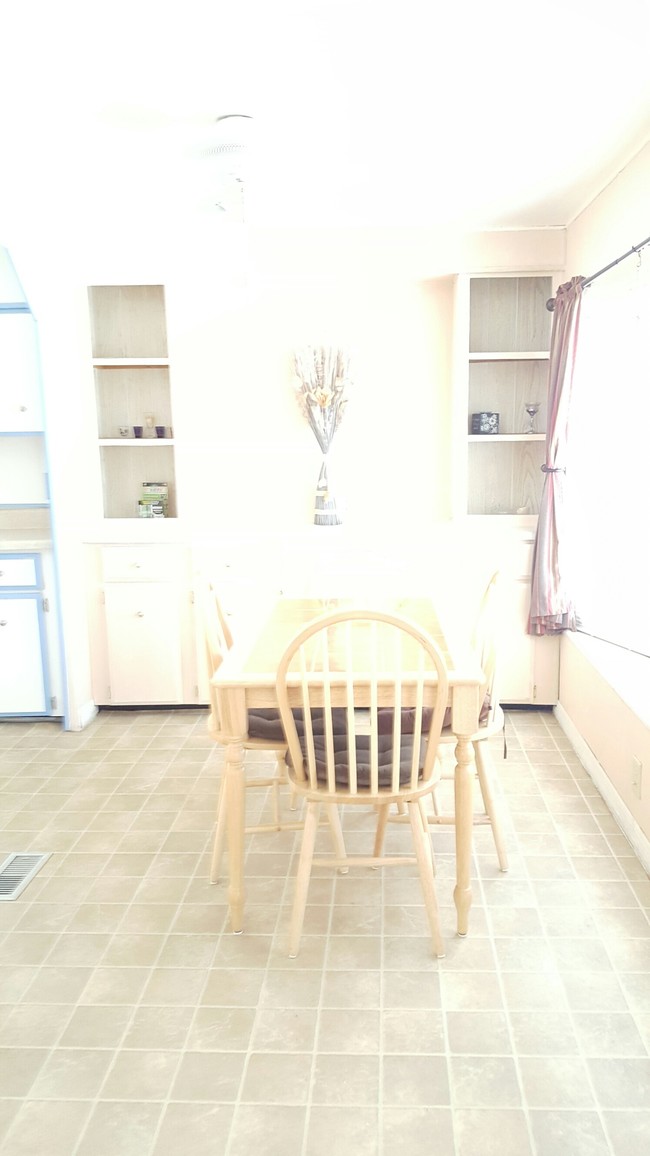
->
[0,247,62,719]
[0,553,51,716]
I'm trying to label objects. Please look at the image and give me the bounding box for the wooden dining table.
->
[211,595,484,937]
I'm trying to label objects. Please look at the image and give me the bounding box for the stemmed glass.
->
[523,402,540,434]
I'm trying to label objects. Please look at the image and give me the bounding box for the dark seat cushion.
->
[246,707,349,743]
[246,708,287,742]
[299,731,424,789]
[377,694,491,737]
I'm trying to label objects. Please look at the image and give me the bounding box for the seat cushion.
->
[246,709,287,742]
[247,707,349,743]
[299,731,424,789]
[377,694,490,736]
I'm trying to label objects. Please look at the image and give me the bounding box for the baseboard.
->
[66,700,98,732]
[554,702,650,874]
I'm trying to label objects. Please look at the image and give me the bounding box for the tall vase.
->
[314,456,342,526]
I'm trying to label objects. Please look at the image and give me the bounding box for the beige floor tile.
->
[1,1100,93,1156]
[241,1051,312,1103]
[75,1101,164,1156]
[170,1050,246,1100]
[454,1108,534,1156]
[229,1104,307,1156]
[152,1103,234,1156]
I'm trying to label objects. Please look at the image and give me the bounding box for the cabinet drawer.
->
[100,545,184,582]
[0,554,40,588]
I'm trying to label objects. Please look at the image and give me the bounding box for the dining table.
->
[211,595,484,938]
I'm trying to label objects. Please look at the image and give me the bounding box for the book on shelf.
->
[138,481,168,518]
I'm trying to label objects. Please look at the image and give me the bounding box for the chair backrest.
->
[471,571,501,726]
[200,581,234,740]
[201,580,233,676]
[275,608,449,797]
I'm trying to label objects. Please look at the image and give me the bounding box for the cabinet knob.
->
[136,610,145,617]
[0,620,7,627]
[19,405,28,412]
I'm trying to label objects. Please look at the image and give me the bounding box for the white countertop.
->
[1,532,53,552]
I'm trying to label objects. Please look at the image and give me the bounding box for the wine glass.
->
[523,401,540,434]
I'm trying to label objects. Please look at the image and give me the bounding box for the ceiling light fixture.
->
[204,114,254,219]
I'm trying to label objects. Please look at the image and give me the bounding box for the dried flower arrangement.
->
[293,345,351,525]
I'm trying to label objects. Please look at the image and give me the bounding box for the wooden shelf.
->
[468,433,545,443]
[92,358,169,368]
[469,351,550,362]
[99,438,174,447]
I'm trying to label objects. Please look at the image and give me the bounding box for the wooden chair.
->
[378,572,509,871]
[275,608,450,959]
[201,581,302,884]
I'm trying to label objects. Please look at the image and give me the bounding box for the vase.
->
[314,457,342,526]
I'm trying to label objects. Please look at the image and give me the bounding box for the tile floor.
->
[0,707,649,1155]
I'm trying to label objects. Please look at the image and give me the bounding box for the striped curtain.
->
[528,277,583,635]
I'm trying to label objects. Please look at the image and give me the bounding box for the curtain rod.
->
[546,233,650,311]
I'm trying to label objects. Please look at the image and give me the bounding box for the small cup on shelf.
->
[155,425,166,438]
[133,425,143,438]
[118,426,129,438]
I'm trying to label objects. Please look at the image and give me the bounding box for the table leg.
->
[223,739,246,933]
[453,735,475,936]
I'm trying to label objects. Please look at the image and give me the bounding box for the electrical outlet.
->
[631,757,643,800]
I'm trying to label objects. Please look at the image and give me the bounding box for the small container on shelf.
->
[471,412,499,434]
[138,500,166,518]
[139,481,169,518]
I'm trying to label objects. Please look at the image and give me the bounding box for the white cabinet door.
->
[0,313,43,431]
[0,595,48,714]
[103,583,184,704]
[497,576,559,705]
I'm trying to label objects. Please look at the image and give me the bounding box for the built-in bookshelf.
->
[88,285,177,519]
[464,275,552,517]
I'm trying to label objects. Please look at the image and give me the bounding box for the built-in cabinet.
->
[0,554,52,716]
[454,272,559,704]
[87,285,177,519]
[0,246,63,719]
[457,275,552,517]
[85,544,200,705]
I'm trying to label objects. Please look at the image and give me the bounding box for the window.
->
[565,253,650,657]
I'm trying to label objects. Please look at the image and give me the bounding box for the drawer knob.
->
[19,404,28,412]
[136,610,145,617]
[0,620,7,627]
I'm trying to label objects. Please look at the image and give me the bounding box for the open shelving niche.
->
[462,275,553,518]
[88,285,177,519]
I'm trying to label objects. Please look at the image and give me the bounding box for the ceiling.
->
[2,0,649,241]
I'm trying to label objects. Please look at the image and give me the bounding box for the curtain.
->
[528,276,583,635]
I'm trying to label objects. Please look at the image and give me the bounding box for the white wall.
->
[559,139,650,857]
[167,272,455,535]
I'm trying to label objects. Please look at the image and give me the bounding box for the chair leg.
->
[326,805,349,873]
[475,742,509,872]
[373,804,391,857]
[276,752,299,814]
[289,801,320,958]
[210,774,228,884]
[408,799,445,958]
